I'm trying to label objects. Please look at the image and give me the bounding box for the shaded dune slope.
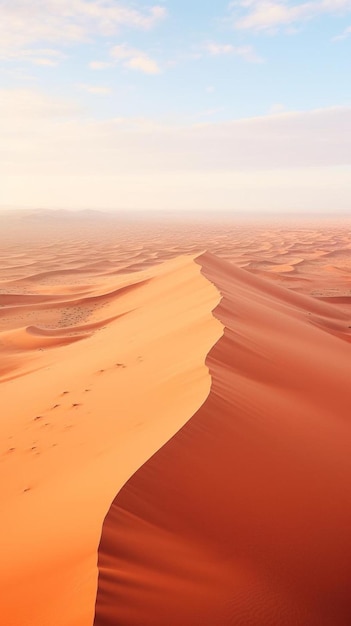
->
[94,252,351,626]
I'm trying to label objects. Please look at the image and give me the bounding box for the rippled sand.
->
[1,211,351,625]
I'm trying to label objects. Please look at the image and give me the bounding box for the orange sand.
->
[94,252,351,625]
[0,253,221,625]
[1,212,351,625]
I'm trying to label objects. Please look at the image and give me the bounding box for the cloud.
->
[333,24,351,39]
[1,89,350,170]
[0,89,80,121]
[207,43,236,55]
[110,44,161,73]
[0,90,350,211]
[89,61,113,70]
[269,102,286,114]
[78,84,112,95]
[1,47,66,66]
[229,0,351,32]
[0,1,166,61]
[206,42,264,63]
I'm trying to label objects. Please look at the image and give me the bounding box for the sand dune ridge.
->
[94,251,351,626]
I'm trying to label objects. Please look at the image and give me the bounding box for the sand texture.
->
[1,212,351,625]
[94,251,351,626]
[0,249,221,625]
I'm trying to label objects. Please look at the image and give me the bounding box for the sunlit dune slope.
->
[94,251,351,626]
[0,255,221,626]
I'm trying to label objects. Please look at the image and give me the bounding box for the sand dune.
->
[1,214,351,625]
[0,254,221,626]
[94,252,351,626]
[1,325,88,351]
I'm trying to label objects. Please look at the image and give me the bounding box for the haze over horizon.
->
[1,0,350,213]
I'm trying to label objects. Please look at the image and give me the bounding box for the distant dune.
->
[1,215,351,625]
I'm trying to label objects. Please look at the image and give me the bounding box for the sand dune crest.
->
[94,251,351,626]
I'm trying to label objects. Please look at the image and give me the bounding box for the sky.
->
[0,0,350,213]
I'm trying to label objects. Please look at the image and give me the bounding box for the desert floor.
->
[1,212,351,625]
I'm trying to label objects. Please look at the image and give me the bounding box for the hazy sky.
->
[1,0,350,212]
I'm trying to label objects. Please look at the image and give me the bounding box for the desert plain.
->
[1,211,351,625]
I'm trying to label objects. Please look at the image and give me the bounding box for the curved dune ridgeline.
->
[94,252,351,626]
[0,255,221,626]
[2,213,351,626]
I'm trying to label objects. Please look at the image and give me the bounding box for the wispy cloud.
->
[229,0,351,32]
[207,43,235,55]
[109,44,161,74]
[1,46,66,66]
[0,89,80,121]
[1,89,350,169]
[89,61,113,70]
[78,84,112,95]
[333,24,351,39]
[1,91,350,211]
[269,103,286,114]
[0,1,166,61]
[206,42,264,63]
[90,44,161,74]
